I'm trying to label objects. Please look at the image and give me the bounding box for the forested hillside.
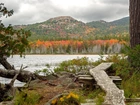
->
[14,16,129,54]
[14,16,96,40]
[14,16,129,41]
[87,17,129,39]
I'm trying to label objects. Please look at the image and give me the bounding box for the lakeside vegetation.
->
[14,45,140,104]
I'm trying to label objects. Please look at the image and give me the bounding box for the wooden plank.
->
[109,76,121,79]
[125,98,140,102]
[78,76,93,80]
[92,62,114,71]
[109,76,122,81]
[78,75,122,81]
[78,75,92,77]
[89,62,125,105]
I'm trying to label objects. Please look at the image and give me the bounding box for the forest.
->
[28,39,127,54]
[13,15,129,54]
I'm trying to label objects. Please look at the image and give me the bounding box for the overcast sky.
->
[1,0,129,26]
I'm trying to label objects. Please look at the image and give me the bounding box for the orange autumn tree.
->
[29,39,127,54]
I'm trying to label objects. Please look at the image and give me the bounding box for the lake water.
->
[0,54,107,86]
[5,55,108,72]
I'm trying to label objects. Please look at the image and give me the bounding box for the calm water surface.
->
[0,54,107,86]
[6,55,108,72]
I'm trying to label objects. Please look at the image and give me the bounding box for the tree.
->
[0,3,37,83]
[129,0,140,48]
[128,0,140,69]
[0,3,36,101]
[0,3,31,70]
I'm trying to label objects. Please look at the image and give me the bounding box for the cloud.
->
[0,0,21,13]
[0,0,129,26]
[100,0,129,5]
[71,0,129,22]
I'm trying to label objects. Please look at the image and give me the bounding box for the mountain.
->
[86,17,129,36]
[14,16,95,40]
[110,17,129,26]
[14,16,129,41]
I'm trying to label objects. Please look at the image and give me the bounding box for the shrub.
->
[34,64,53,76]
[14,90,41,105]
[54,57,94,73]
[122,71,140,98]
[123,45,140,70]
[51,92,81,105]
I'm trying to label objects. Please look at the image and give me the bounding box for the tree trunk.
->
[129,0,140,48]
[0,57,15,70]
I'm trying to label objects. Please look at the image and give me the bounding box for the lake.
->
[0,54,107,86]
[5,54,108,72]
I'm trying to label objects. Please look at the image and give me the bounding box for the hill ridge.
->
[14,16,129,40]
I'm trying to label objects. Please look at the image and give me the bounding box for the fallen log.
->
[0,66,22,102]
[0,68,36,82]
[0,56,36,83]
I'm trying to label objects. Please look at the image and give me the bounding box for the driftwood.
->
[0,56,37,83]
[0,68,36,82]
[0,65,34,102]
[0,65,23,102]
[89,62,125,105]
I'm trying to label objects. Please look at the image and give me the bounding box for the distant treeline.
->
[26,39,127,54]
[28,32,129,42]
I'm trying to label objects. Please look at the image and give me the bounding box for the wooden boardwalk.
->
[89,62,125,105]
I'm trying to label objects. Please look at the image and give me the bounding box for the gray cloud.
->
[72,0,129,22]
[100,0,129,5]
[0,0,21,13]
[0,0,129,26]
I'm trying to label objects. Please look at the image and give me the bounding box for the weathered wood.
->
[77,75,122,85]
[93,62,114,71]
[125,98,140,102]
[78,76,93,80]
[0,68,36,82]
[78,75,122,80]
[89,62,125,105]
[9,65,23,86]
[0,66,23,102]
[0,57,15,70]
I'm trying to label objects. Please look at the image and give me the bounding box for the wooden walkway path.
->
[89,62,125,105]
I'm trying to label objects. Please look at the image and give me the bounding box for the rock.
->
[0,101,14,105]
[66,83,78,89]
[60,78,72,86]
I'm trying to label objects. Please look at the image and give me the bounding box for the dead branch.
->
[0,65,24,102]
[0,68,36,82]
